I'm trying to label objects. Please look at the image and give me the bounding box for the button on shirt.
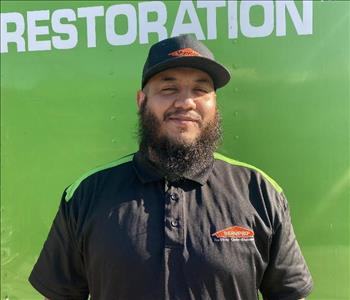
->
[29,152,313,300]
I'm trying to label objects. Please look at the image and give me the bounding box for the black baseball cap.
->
[142,34,231,89]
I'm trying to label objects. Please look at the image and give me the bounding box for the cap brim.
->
[142,56,231,89]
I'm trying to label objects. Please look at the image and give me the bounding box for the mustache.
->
[163,109,202,122]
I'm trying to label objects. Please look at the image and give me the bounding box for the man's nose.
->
[173,91,197,110]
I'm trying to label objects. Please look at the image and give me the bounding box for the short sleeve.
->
[259,193,313,300]
[29,189,89,300]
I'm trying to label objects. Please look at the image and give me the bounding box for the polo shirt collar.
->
[133,151,214,186]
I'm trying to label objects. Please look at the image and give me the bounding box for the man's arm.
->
[29,190,89,299]
[259,188,313,299]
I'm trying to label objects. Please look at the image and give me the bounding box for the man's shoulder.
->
[213,152,283,194]
[64,153,135,202]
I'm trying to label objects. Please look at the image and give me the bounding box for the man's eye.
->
[161,87,177,93]
[194,88,208,94]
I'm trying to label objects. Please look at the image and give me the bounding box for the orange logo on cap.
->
[168,48,201,57]
[212,226,254,239]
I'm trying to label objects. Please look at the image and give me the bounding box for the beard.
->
[138,98,222,182]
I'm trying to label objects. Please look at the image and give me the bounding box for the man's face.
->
[137,67,217,145]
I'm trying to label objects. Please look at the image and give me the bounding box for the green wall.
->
[1,1,349,299]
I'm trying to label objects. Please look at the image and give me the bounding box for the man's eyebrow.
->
[159,76,212,84]
[160,76,177,82]
[195,78,212,84]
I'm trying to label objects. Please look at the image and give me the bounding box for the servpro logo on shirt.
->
[212,226,254,242]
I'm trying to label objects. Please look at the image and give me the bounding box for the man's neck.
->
[141,146,214,183]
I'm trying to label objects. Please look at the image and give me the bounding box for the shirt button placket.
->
[164,185,183,247]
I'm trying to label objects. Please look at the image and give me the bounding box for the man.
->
[29,34,313,300]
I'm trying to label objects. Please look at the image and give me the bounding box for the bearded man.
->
[29,34,313,300]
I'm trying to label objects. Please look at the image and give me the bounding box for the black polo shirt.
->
[29,151,313,300]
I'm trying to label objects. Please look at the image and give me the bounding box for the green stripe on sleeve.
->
[214,152,283,193]
[65,153,134,202]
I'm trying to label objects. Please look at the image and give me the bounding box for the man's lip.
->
[168,117,198,122]
[166,114,201,122]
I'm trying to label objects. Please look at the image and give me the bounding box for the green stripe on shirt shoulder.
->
[214,152,283,193]
[65,153,134,202]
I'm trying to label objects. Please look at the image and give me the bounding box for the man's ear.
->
[136,90,146,110]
